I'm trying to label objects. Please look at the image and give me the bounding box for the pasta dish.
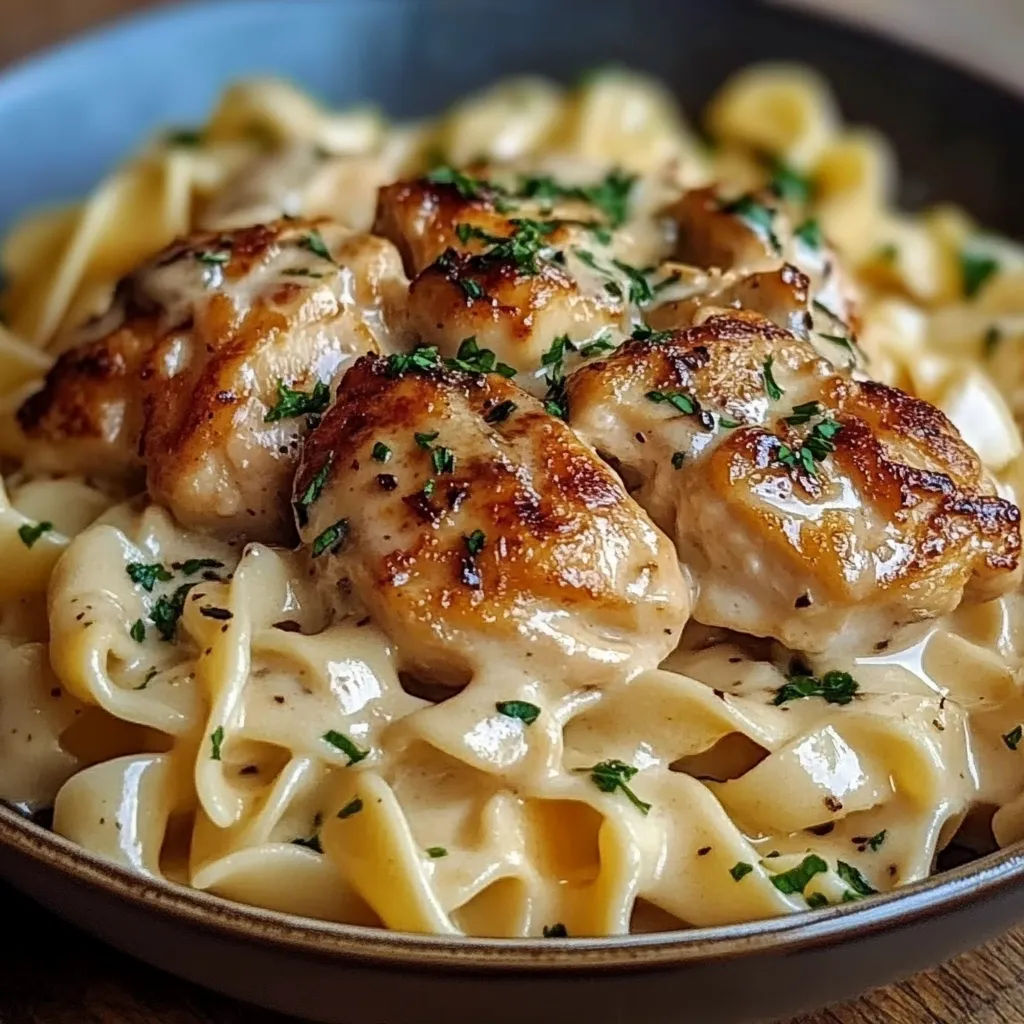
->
[3,65,1024,938]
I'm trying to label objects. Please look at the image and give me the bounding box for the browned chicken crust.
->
[294,354,688,686]
[566,311,1021,653]
[18,218,408,543]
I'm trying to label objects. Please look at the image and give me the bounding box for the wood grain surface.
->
[3,2,1024,1023]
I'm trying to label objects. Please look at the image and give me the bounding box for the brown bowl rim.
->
[4,804,1024,972]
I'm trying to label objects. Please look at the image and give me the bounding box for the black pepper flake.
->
[824,796,843,813]
[794,593,811,609]
[377,473,398,491]
[697,846,712,856]
[356,616,371,627]
[200,607,233,621]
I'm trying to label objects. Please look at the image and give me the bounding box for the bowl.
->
[3,2,1024,1022]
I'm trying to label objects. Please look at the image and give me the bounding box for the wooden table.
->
[4,1,1024,1022]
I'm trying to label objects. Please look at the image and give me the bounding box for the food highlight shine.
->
[2,65,1024,938]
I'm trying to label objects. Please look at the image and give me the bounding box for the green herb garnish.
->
[312,519,350,557]
[794,218,823,249]
[18,521,53,548]
[485,400,517,424]
[294,453,334,526]
[426,846,448,858]
[323,730,369,765]
[769,159,813,205]
[762,356,784,401]
[1003,725,1023,751]
[495,700,541,725]
[265,379,330,423]
[720,195,782,255]
[150,582,198,641]
[210,725,224,761]
[575,759,651,815]
[300,229,334,263]
[444,336,517,378]
[371,442,392,463]
[385,345,441,377]
[646,390,698,415]
[961,250,1000,300]
[127,562,173,592]
[730,861,754,881]
[837,861,877,897]
[464,530,486,556]
[773,670,859,707]
[174,558,225,576]
[130,619,146,643]
[768,854,828,895]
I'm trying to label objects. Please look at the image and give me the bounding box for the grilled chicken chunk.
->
[654,186,859,344]
[293,352,688,688]
[566,310,1021,654]
[374,172,638,385]
[18,219,408,543]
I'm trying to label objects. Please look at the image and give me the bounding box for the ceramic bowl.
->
[3,3,1024,1022]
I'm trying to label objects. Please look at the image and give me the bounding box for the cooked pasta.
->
[2,64,1024,939]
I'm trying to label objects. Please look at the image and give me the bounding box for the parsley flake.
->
[769,159,813,204]
[264,379,330,423]
[646,389,698,415]
[768,854,828,894]
[426,846,448,858]
[300,229,334,263]
[575,759,651,815]
[837,861,877,897]
[762,356,784,401]
[444,336,517,378]
[794,218,823,249]
[866,830,888,852]
[495,700,541,725]
[671,451,686,470]
[323,730,368,765]
[730,861,754,881]
[773,670,859,707]
[174,558,224,576]
[312,519,350,557]
[720,195,782,255]
[464,530,486,556]
[961,249,1000,300]
[210,725,225,761]
[295,454,334,526]
[371,441,392,463]
[127,562,173,591]
[150,582,198,641]
[130,619,146,643]
[1003,725,1023,751]
[18,521,53,548]
[385,346,441,377]
[485,400,517,424]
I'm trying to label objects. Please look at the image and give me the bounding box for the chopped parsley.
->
[777,418,842,477]
[299,229,334,263]
[385,345,441,377]
[540,334,577,421]
[817,333,858,364]
[264,378,331,423]
[294,453,334,526]
[130,619,146,643]
[426,846,448,858]
[983,325,1003,358]
[165,128,203,147]
[961,249,1000,300]
[805,892,830,909]
[837,861,877,897]
[17,521,53,548]
[150,582,198,641]
[773,670,859,707]
[1003,724,1023,751]
[444,336,516,378]
[484,400,517,424]
[794,218,823,249]
[322,729,369,765]
[464,530,486,556]
[210,725,225,761]
[426,165,500,202]
[730,861,754,881]
[454,218,559,276]
[431,446,456,475]
[337,797,364,820]
[292,814,324,853]
[720,195,782,255]
[415,431,439,449]
[867,830,887,852]
[312,519,350,557]
[632,325,674,344]
[575,759,651,815]
[785,401,821,426]
[195,250,230,266]
[542,923,569,938]
[127,562,173,591]
[671,451,686,470]
[174,558,224,576]
[436,249,487,300]
[767,853,828,895]
[495,700,541,725]
[769,159,813,205]
[517,168,635,227]
[578,333,616,358]
[876,243,899,264]
[646,389,698,415]
[371,441,392,463]
[762,356,784,401]
[611,259,655,305]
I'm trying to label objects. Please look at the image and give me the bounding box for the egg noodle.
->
[2,66,1024,938]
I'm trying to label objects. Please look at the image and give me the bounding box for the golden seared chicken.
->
[18,218,408,543]
[293,350,688,688]
[651,186,860,352]
[374,168,665,387]
[566,310,1021,654]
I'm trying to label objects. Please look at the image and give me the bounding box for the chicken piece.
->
[566,310,1021,654]
[18,219,408,544]
[648,263,813,340]
[293,352,688,688]
[375,170,637,384]
[661,185,860,339]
